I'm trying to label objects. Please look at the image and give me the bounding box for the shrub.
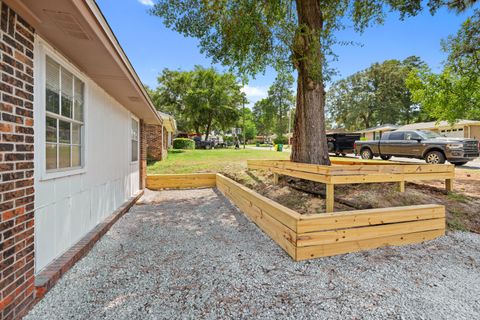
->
[173,138,195,150]
[273,135,288,145]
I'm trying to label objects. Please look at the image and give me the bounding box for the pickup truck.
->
[354,130,480,165]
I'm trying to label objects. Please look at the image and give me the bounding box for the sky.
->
[96,0,477,107]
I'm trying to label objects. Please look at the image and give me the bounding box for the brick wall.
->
[139,120,147,189]
[0,2,36,319]
[146,124,164,161]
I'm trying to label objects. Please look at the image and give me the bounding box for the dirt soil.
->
[225,169,480,234]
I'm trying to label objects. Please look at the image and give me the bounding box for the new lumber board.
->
[296,204,445,233]
[217,182,297,259]
[295,229,445,260]
[296,218,445,247]
[216,174,300,230]
[147,173,216,189]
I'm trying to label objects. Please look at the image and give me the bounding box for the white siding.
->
[34,39,140,273]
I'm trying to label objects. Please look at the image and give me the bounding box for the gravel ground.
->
[26,188,480,320]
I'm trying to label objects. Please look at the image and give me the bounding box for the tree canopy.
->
[150,0,476,164]
[327,56,429,131]
[148,66,243,138]
[252,71,295,138]
[406,9,480,122]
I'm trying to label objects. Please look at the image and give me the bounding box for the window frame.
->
[389,132,405,140]
[35,38,88,181]
[131,116,139,163]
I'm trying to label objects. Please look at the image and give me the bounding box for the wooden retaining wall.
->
[147,173,217,189]
[216,174,445,261]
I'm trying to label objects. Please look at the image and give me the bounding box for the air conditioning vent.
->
[43,10,91,40]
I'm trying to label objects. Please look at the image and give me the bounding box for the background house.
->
[0,1,162,318]
[358,124,400,140]
[396,120,480,139]
[146,111,176,161]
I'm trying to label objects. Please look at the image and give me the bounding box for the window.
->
[405,132,422,140]
[389,132,405,140]
[131,118,139,162]
[45,56,84,171]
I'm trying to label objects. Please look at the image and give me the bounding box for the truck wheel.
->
[380,155,392,161]
[360,148,373,160]
[450,161,468,166]
[425,151,446,164]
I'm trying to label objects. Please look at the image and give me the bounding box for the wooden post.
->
[326,184,334,213]
[445,179,454,192]
[273,173,279,185]
[397,181,405,192]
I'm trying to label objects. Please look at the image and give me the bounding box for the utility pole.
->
[242,82,246,149]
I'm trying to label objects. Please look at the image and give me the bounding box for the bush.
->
[173,138,195,150]
[273,135,289,145]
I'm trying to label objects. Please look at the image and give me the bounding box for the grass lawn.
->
[147,148,289,174]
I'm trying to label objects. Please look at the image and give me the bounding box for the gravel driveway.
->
[26,188,480,320]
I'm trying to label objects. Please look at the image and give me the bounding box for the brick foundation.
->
[34,191,143,301]
[0,2,36,319]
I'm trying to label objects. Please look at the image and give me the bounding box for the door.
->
[400,131,424,156]
[381,131,405,156]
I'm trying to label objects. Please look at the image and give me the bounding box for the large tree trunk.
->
[291,0,331,165]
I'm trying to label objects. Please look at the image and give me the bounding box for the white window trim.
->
[34,37,89,181]
[131,115,139,164]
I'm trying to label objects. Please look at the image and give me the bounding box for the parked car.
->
[327,133,361,156]
[193,136,216,149]
[354,130,480,165]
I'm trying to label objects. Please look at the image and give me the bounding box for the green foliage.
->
[273,135,289,145]
[268,71,295,136]
[406,10,480,122]
[253,70,295,137]
[148,66,243,138]
[253,98,276,136]
[327,56,428,130]
[239,107,257,141]
[150,0,475,162]
[172,138,195,150]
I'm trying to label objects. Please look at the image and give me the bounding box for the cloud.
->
[241,85,268,107]
[138,0,154,6]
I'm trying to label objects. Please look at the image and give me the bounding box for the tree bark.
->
[291,0,331,165]
[205,118,212,140]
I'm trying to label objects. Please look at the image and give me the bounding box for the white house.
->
[0,1,163,318]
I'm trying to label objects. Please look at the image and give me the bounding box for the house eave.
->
[5,0,162,125]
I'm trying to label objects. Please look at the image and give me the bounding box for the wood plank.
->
[325,184,334,213]
[297,204,445,233]
[446,179,454,192]
[216,174,300,231]
[272,168,330,183]
[329,172,454,184]
[297,218,445,247]
[295,229,444,260]
[146,173,217,189]
[218,183,297,259]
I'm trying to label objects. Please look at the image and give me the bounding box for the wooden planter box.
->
[247,160,455,213]
[146,173,446,261]
[216,174,445,261]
